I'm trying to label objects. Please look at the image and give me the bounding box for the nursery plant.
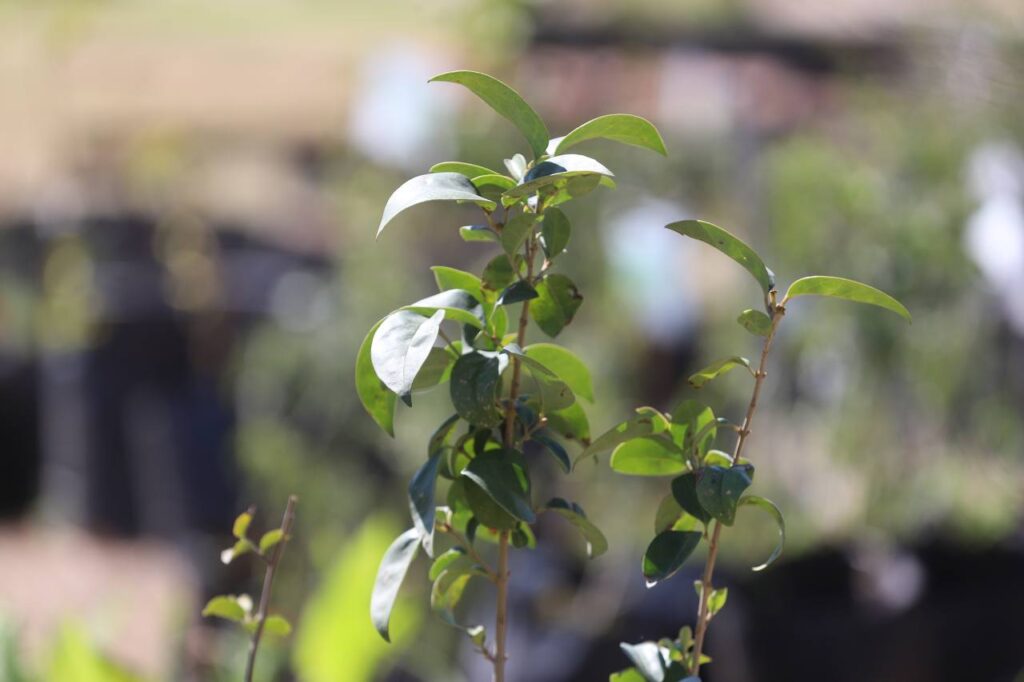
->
[358,70,666,680]
[202,496,298,682]
[596,221,910,681]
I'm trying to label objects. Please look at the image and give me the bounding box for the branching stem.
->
[691,305,785,675]
[244,495,297,682]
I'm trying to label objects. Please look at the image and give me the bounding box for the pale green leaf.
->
[688,356,753,389]
[739,495,786,571]
[784,275,911,322]
[377,173,495,238]
[552,113,667,156]
[666,220,774,293]
[370,528,421,642]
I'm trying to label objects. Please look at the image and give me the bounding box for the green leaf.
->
[610,436,687,476]
[504,154,614,200]
[232,511,252,539]
[500,214,538,255]
[551,114,667,156]
[482,254,517,291]
[409,454,442,556]
[450,351,506,426]
[540,207,571,258]
[546,402,590,442]
[530,273,583,338]
[668,400,716,459]
[619,641,667,682]
[221,538,254,564]
[263,615,292,638]
[430,161,501,177]
[377,173,495,238]
[579,406,670,463]
[461,448,535,523]
[371,310,445,403]
[610,668,650,682]
[784,275,911,322]
[737,309,772,337]
[432,266,484,302]
[461,477,519,530]
[410,347,456,391]
[504,344,576,411]
[545,498,608,558]
[533,432,571,474]
[666,220,774,294]
[431,567,474,616]
[546,174,604,207]
[259,529,284,555]
[642,531,703,586]
[524,343,594,402]
[696,465,754,526]
[402,289,485,329]
[429,548,467,581]
[687,356,753,389]
[202,595,246,623]
[497,281,538,306]
[428,413,461,457]
[473,174,517,193]
[370,528,421,642]
[356,320,396,436]
[738,495,786,571]
[430,70,549,158]
[707,587,728,617]
[459,224,497,243]
[671,472,711,524]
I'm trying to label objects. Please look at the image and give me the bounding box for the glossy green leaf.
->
[533,432,571,473]
[430,161,501,177]
[610,668,649,682]
[505,154,614,199]
[666,220,774,294]
[232,511,252,539]
[459,224,497,243]
[688,356,753,389]
[432,266,484,302]
[784,275,911,322]
[500,214,538,255]
[579,406,670,463]
[430,70,549,158]
[610,436,687,476]
[540,208,571,260]
[696,465,754,526]
[552,114,667,156]
[739,495,786,571]
[409,454,441,556]
[461,448,535,523]
[402,289,484,329]
[457,477,517,531]
[356,320,396,436]
[497,280,538,306]
[546,401,591,442]
[530,273,583,337]
[737,309,772,337]
[620,641,667,681]
[450,351,505,426]
[202,595,246,623]
[259,529,284,555]
[472,174,517,193]
[524,343,594,402]
[671,472,711,524]
[377,173,495,238]
[263,615,292,638]
[428,548,467,581]
[482,254,517,291]
[504,343,576,411]
[370,528,421,642]
[431,568,474,616]
[707,587,728,617]
[371,310,445,403]
[669,400,716,459]
[546,498,608,558]
[643,531,703,586]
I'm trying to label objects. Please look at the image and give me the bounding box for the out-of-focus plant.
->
[202,496,297,682]
[358,69,666,680]
[595,221,909,681]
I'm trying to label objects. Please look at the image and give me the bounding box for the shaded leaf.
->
[432,266,484,301]
[410,347,456,391]
[482,254,517,291]
[696,465,754,526]
[497,280,538,306]
[546,402,591,442]
[377,173,495,238]
[500,214,538,255]
[540,207,571,259]
[450,352,506,426]
[356,320,396,436]
[430,70,549,158]
[551,113,667,156]
[666,220,774,293]
[504,344,576,411]
[784,275,911,322]
[533,432,571,474]
[505,154,614,199]
[738,495,786,571]
[409,454,442,556]
[461,448,535,523]
[671,472,711,524]
[610,436,687,477]
[688,356,753,389]
[371,310,445,402]
[459,224,497,243]
[428,547,467,581]
[524,343,594,402]
[610,668,650,682]
[370,528,421,642]
[737,309,772,337]
[643,531,703,586]
[530,273,583,337]
[546,498,608,558]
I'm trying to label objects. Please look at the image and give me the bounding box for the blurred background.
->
[1,0,1023,680]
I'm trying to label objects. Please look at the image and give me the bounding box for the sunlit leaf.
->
[530,273,583,337]
[505,154,614,199]
[459,224,497,243]
[619,641,667,681]
[666,220,774,294]
[370,528,421,642]
[430,70,549,158]
[578,406,670,464]
[202,595,246,623]
[546,401,591,443]
[357,320,397,436]
[738,495,786,571]
[263,615,292,638]
[430,161,501,177]
[688,356,753,389]
[259,529,284,555]
[737,309,772,337]
[610,436,687,477]
[371,310,445,403]
[551,114,667,156]
[232,511,252,539]
[540,207,571,259]
[432,266,484,302]
[784,275,911,322]
[524,343,594,402]
[461,448,535,523]
[450,351,506,426]
[402,289,485,329]
[377,173,495,238]
[409,454,442,556]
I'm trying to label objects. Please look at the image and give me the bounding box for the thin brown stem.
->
[244,495,297,682]
[494,531,511,682]
[691,306,785,675]
[442,523,498,582]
